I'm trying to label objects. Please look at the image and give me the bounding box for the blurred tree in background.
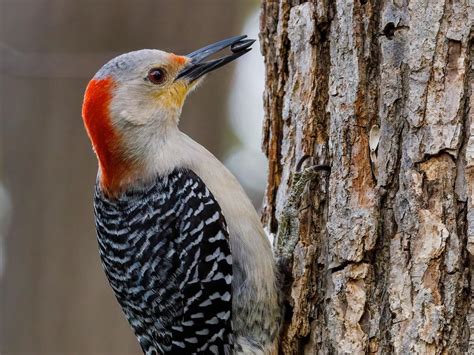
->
[0,0,260,353]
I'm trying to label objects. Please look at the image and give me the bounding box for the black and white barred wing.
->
[168,170,233,354]
[94,170,233,355]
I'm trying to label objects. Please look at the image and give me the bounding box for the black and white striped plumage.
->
[94,169,233,354]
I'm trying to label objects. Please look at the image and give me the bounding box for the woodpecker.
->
[82,35,280,354]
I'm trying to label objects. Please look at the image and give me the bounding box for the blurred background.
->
[0,1,266,354]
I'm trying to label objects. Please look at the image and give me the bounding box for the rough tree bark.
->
[260,1,473,353]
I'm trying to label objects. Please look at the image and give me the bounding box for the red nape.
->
[82,77,131,195]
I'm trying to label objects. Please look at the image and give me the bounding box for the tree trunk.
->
[260,1,473,353]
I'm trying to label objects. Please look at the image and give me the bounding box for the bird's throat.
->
[82,77,134,196]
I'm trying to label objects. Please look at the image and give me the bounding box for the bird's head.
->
[82,36,254,196]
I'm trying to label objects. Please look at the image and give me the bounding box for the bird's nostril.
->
[170,53,187,65]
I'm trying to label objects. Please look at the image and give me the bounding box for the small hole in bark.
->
[383,22,396,39]
[301,332,312,346]
[360,0,368,4]
[317,23,329,42]
[284,301,293,321]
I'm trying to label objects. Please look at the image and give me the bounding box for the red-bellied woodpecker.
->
[82,36,280,354]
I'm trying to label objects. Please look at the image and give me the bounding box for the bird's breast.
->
[93,178,181,299]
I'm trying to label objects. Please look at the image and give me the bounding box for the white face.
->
[92,49,204,162]
[83,36,254,194]
[96,50,197,129]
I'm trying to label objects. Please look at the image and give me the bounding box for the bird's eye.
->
[147,68,166,85]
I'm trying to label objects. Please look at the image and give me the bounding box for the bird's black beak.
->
[176,35,255,82]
